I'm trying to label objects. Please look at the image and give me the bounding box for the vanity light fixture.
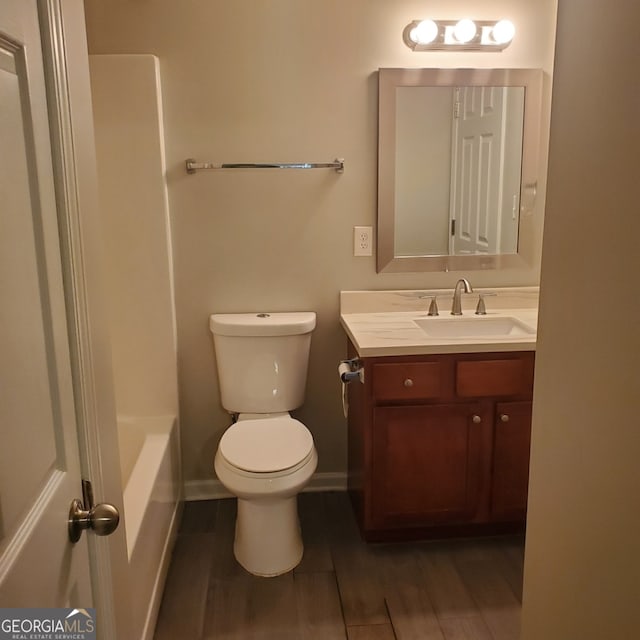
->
[403,18,515,51]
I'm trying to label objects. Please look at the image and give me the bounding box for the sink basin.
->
[414,316,536,339]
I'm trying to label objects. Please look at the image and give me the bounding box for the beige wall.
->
[395,87,453,256]
[522,0,640,637]
[84,0,557,490]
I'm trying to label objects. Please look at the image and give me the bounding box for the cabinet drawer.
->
[372,361,450,402]
[456,356,533,398]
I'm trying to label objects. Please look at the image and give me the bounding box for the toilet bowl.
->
[209,312,317,576]
[214,413,317,576]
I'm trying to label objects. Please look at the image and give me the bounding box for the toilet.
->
[209,311,318,576]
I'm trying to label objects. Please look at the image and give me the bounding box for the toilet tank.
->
[209,312,316,414]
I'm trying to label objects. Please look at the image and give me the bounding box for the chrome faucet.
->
[451,278,473,315]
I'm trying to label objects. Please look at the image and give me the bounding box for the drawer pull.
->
[500,414,510,423]
[472,414,482,424]
[403,378,414,388]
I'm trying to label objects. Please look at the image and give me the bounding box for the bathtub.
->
[117,415,181,640]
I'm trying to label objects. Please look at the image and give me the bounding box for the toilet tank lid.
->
[209,312,316,337]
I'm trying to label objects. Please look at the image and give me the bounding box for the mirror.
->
[377,68,543,273]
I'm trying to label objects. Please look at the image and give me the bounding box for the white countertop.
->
[340,287,538,357]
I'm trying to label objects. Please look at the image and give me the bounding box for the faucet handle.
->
[475,292,497,315]
[418,293,440,316]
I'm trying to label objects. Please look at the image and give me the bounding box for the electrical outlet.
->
[353,226,372,256]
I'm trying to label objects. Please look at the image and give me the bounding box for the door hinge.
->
[451,219,456,236]
[453,88,461,119]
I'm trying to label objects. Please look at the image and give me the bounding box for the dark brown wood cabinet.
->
[346,344,534,541]
[490,400,533,521]
[371,402,488,528]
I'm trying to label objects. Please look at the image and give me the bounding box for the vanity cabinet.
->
[490,400,533,521]
[346,345,534,541]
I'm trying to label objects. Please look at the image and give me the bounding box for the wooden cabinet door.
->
[371,403,487,528]
[491,401,533,521]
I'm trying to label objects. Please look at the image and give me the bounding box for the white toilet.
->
[209,311,318,576]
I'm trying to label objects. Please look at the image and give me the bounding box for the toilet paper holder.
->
[339,358,364,384]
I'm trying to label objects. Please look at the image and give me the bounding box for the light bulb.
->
[453,19,477,43]
[410,19,439,45]
[491,19,515,44]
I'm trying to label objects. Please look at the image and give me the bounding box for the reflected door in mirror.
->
[450,85,524,255]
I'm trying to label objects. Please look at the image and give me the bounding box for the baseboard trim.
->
[183,471,347,502]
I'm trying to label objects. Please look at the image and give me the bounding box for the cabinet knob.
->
[500,414,510,423]
[403,378,414,388]
[472,414,482,424]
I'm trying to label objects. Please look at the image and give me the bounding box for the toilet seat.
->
[219,416,314,473]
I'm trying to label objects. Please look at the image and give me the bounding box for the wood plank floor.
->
[153,492,525,640]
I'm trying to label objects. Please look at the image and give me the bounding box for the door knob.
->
[472,414,482,424]
[68,479,120,543]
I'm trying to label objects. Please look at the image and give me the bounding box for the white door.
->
[449,85,506,255]
[0,0,93,607]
